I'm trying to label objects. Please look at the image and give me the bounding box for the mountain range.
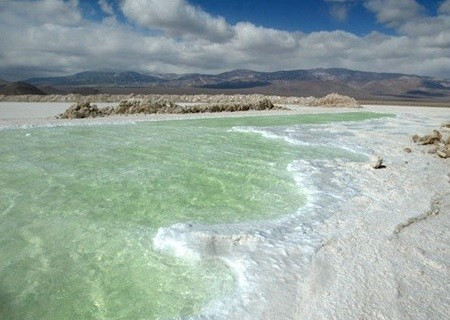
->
[0,68,449,101]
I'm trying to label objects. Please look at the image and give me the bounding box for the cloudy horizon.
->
[0,0,449,81]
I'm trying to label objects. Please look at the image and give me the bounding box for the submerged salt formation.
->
[1,93,361,108]
[56,99,284,119]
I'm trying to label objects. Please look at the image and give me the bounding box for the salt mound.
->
[308,93,360,108]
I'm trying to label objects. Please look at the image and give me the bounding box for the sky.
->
[0,0,449,80]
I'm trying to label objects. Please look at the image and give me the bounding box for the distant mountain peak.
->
[11,67,448,101]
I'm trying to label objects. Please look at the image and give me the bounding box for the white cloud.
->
[325,0,355,22]
[438,0,450,15]
[330,5,350,22]
[0,0,448,80]
[364,0,424,28]
[120,0,234,42]
[98,0,114,16]
[232,23,299,53]
[0,0,81,26]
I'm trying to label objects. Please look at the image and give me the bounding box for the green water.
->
[0,112,390,320]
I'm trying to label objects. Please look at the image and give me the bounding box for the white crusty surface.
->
[296,106,450,320]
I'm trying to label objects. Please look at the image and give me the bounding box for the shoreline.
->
[0,102,446,129]
[0,103,449,319]
[150,107,449,319]
[150,106,450,319]
[294,111,449,319]
[0,102,363,130]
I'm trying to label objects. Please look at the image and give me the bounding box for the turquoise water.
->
[0,112,390,319]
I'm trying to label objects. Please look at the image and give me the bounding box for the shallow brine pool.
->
[0,112,390,319]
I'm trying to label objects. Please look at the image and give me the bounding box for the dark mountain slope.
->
[0,82,46,95]
[26,71,165,86]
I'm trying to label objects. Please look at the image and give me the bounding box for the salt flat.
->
[293,107,450,320]
[0,102,448,319]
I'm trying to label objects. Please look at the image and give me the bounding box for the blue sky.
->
[189,0,392,35]
[79,0,442,35]
[0,0,449,79]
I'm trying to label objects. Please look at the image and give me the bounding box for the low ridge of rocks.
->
[56,102,104,119]
[3,93,361,108]
[57,99,284,119]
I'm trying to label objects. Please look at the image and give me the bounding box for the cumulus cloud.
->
[364,0,424,28]
[0,0,449,80]
[120,0,234,42]
[364,0,450,41]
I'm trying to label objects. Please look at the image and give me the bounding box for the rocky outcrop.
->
[57,99,284,119]
[308,93,360,108]
[56,102,103,119]
[187,99,281,113]
[414,130,442,145]
[112,100,181,114]
[412,129,450,159]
